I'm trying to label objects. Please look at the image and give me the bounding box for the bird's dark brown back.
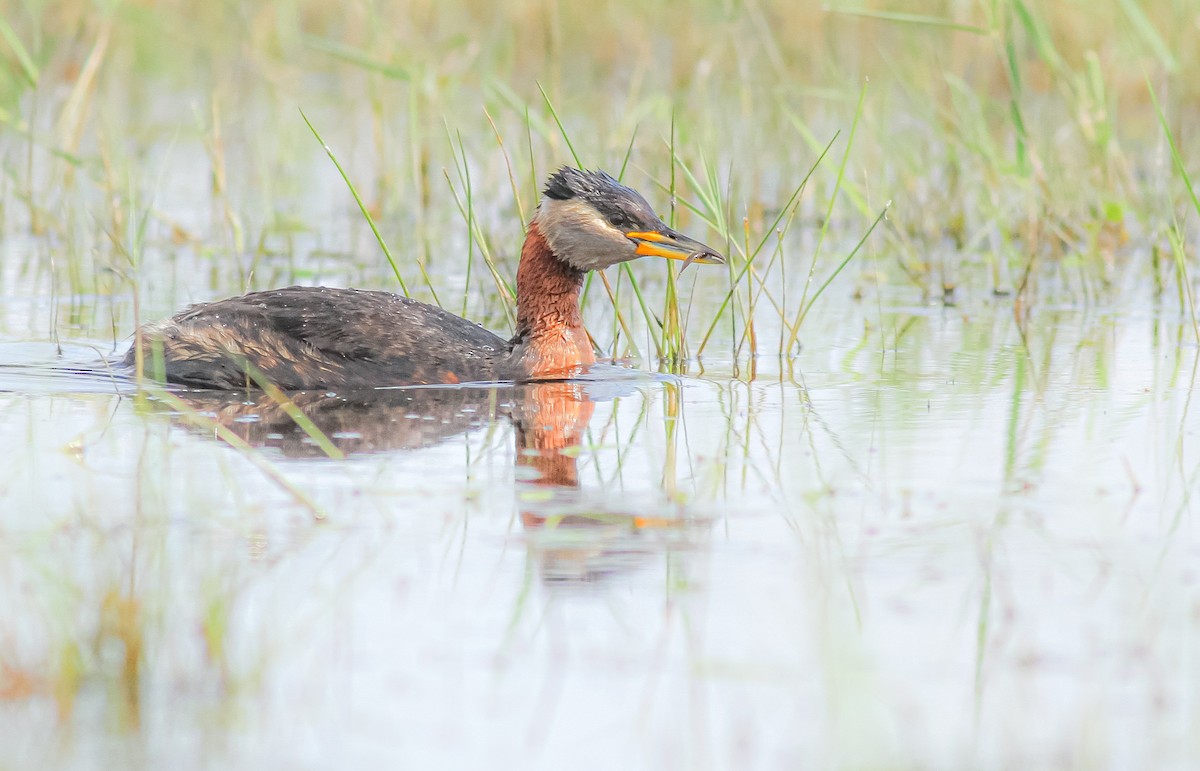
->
[124,286,513,390]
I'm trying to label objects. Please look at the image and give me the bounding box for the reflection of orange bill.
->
[633,515,683,529]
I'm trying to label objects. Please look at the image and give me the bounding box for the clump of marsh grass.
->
[5,0,1199,373]
[1148,80,1200,342]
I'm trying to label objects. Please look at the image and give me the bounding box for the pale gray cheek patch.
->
[536,200,639,271]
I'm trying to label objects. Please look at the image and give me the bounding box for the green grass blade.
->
[787,81,867,352]
[1147,79,1200,220]
[1116,0,1176,72]
[793,203,891,332]
[0,15,39,85]
[302,35,411,80]
[1148,78,1200,341]
[617,126,638,182]
[300,109,410,296]
[153,390,331,520]
[692,135,836,356]
[537,81,582,167]
[822,7,989,35]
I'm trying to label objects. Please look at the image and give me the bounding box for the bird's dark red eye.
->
[607,212,633,229]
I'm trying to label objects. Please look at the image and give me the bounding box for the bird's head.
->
[533,167,725,272]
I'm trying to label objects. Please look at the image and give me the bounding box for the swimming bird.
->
[124,167,724,390]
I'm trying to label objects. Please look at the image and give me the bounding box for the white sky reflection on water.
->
[1,295,1197,769]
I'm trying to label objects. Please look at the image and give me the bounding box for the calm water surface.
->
[3,1,1198,765]
[2,286,1197,769]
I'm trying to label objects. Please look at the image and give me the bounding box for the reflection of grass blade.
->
[140,353,346,461]
[1166,226,1199,343]
[1004,350,1026,483]
[240,364,347,461]
[661,380,680,497]
[299,109,410,296]
[974,535,994,714]
[151,389,330,520]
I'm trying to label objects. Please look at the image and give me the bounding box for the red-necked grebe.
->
[124,167,724,389]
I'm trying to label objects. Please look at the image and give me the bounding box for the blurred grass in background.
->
[0,0,1198,359]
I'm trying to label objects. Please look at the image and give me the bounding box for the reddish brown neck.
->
[511,222,594,378]
[515,222,586,339]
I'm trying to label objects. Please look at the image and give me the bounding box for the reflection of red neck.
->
[511,223,595,379]
[513,382,594,526]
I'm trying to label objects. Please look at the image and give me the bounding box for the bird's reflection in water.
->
[171,386,502,456]
[166,377,703,584]
[510,381,698,584]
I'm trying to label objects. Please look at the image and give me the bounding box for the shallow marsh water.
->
[2,286,1198,769]
[4,1,1200,766]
